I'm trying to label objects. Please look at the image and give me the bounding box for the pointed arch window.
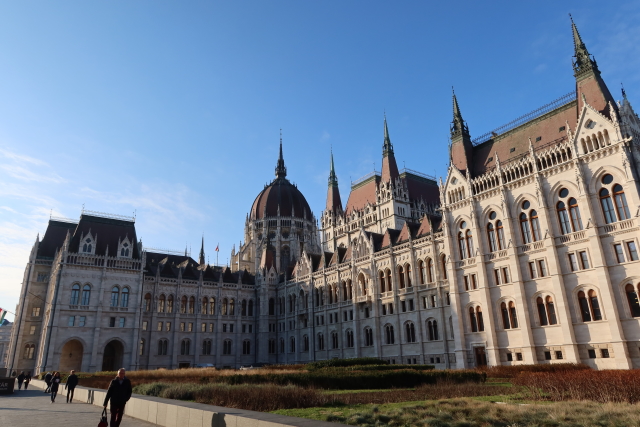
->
[398,266,405,289]
[509,301,518,328]
[241,299,247,316]
[487,223,498,252]
[229,299,235,315]
[70,284,80,305]
[158,339,168,355]
[406,264,412,287]
[202,339,212,355]
[469,307,478,332]
[385,270,392,292]
[501,302,511,329]
[600,188,616,224]
[110,286,120,307]
[418,260,425,285]
[243,340,252,355]
[248,299,254,316]
[121,288,129,308]
[364,327,373,346]
[626,283,640,317]
[613,184,630,220]
[427,319,438,340]
[167,295,174,313]
[188,296,195,314]
[202,297,208,315]
[144,293,152,312]
[385,324,395,344]
[520,213,532,244]
[569,198,583,231]
[158,295,166,313]
[557,201,571,235]
[180,296,188,314]
[465,230,474,257]
[223,339,232,355]
[222,298,228,315]
[82,285,91,305]
[405,322,416,343]
[180,339,191,355]
[427,258,435,283]
[476,306,484,331]
[530,210,541,241]
[496,220,505,249]
[269,298,275,315]
[441,255,447,279]
[458,232,467,259]
[379,271,386,293]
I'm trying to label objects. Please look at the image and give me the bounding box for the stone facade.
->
[6,20,640,374]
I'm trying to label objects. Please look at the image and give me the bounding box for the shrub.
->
[478,363,590,378]
[337,364,435,372]
[307,357,388,370]
[514,369,640,403]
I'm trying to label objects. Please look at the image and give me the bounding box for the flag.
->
[215,244,219,252]
[0,308,6,324]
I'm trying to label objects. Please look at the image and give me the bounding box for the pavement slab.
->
[0,388,157,427]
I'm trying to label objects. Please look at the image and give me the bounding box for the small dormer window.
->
[118,237,133,258]
[82,237,93,253]
[121,243,130,257]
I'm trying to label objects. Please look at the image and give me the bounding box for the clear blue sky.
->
[2,1,639,321]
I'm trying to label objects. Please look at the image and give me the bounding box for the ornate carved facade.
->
[7,20,640,374]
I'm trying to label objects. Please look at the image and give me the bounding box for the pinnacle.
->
[275,131,287,179]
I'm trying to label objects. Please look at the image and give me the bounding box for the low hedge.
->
[306,357,388,370]
[215,369,485,389]
[330,364,436,372]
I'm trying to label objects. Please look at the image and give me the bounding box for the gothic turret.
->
[326,149,342,212]
[449,90,474,175]
[381,115,399,183]
[571,17,616,115]
[199,236,205,266]
[275,133,287,179]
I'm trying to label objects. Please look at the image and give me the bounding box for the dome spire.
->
[275,129,287,179]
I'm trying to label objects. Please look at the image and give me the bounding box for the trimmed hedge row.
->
[306,357,388,370]
[211,369,485,390]
[335,364,436,372]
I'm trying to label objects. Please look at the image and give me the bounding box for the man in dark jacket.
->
[103,368,132,427]
[44,372,52,393]
[17,372,25,390]
[65,370,79,403]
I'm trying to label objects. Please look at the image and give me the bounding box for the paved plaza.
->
[0,387,156,427]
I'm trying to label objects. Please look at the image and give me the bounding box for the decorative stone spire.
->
[450,89,469,140]
[571,15,599,79]
[275,129,287,179]
[326,149,342,213]
[199,235,205,266]
[381,114,399,182]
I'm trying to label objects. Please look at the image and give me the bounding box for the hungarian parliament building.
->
[7,20,640,374]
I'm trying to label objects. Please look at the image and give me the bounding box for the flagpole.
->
[216,243,219,266]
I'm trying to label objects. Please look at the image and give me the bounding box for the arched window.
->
[501,302,511,329]
[557,201,571,234]
[342,281,348,300]
[346,330,354,348]
[358,274,367,296]
[600,188,616,224]
[290,336,296,353]
[530,210,541,241]
[269,298,275,315]
[241,299,247,316]
[222,298,228,315]
[110,286,120,307]
[578,291,591,322]
[537,297,548,326]
[167,295,174,313]
[82,284,91,305]
[180,296,187,314]
[139,339,145,356]
[181,339,191,355]
[520,213,532,244]
[398,266,405,289]
[569,198,583,231]
[487,223,498,252]
[427,258,435,283]
[268,339,276,354]
[229,299,235,315]
[24,344,35,359]
[469,307,478,332]
[202,297,208,315]
[210,297,216,315]
[188,296,195,314]
[458,232,467,259]
[441,255,448,279]
[496,220,506,249]
[243,340,251,355]
[385,270,392,292]
[158,295,166,313]
[223,339,232,355]
[465,230,474,256]
[476,307,484,331]
[613,184,630,220]
[364,327,373,346]
[121,288,129,308]
[626,284,640,317]
[589,290,602,321]
[70,284,80,305]
[202,339,212,355]
[158,339,168,355]
[405,322,416,342]
[509,301,518,328]
[347,280,353,299]
[303,335,309,351]
[385,324,395,344]
[405,264,412,287]
[379,271,386,293]
[317,333,324,350]
[331,331,339,349]
[144,293,152,312]
[418,260,425,285]
[546,296,558,325]
[248,299,254,316]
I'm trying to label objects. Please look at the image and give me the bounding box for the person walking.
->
[50,372,61,403]
[17,372,25,390]
[44,371,52,393]
[65,370,78,403]
[24,372,31,390]
[103,368,132,427]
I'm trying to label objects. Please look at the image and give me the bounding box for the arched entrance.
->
[102,340,124,372]
[59,340,83,372]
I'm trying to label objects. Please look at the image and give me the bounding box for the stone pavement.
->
[0,387,156,427]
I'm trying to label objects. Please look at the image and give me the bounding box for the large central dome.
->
[250,141,312,220]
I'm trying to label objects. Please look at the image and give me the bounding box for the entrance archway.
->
[102,340,124,372]
[59,340,83,372]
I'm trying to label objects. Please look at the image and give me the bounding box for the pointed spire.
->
[199,235,205,266]
[571,15,598,79]
[450,88,469,139]
[622,82,627,100]
[275,129,287,179]
[382,113,393,157]
[328,147,338,187]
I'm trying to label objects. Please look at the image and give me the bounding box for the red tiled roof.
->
[345,177,379,216]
